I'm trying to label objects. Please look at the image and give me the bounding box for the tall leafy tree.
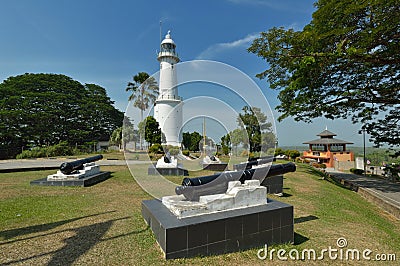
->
[190,131,203,152]
[220,134,231,155]
[110,117,137,150]
[0,73,123,159]
[182,132,192,150]
[237,106,274,153]
[143,116,161,147]
[83,83,125,141]
[122,116,137,150]
[126,72,159,149]
[109,127,123,150]
[230,128,247,156]
[248,0,400,152]
[182,131,202,151]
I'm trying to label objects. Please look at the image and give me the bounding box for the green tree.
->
[274,147,286,156]
[122,117,137,151]
[190,132,203,152]
[143,116,161,147]
[220,134,231,155]
[261,131,277,152]
[109,127,123,150]
[0,73,123,159]
[190,131,203,151]
[110,117,137,151]
[285,149,300,160]
[182,131,203,152]
[182,132,192,151]
[230,128,247,156]
[248,0,400,151]
[237,106,274,153]
[137,119,147,149]
[126,72,159,150]
[83,83,125,141]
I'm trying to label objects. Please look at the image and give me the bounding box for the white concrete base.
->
[47,162,100,180]
[156,156,183,168]
[202,155,221,164]
[162,180,267,219]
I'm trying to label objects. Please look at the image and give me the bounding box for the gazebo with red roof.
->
[303,128,354,168]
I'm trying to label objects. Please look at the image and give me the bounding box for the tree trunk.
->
[139,109,143,150]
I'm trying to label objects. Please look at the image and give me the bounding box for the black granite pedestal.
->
[148,164,189,176]
[30,172,111,187]
[142,198,293,259]
[261,175,283,195]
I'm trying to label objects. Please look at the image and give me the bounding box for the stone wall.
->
[334,160,355,171]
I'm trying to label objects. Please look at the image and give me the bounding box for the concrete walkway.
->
[0,158,147,172]
[325,169,400,220]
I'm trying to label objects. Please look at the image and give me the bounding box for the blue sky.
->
[0,0,372,146]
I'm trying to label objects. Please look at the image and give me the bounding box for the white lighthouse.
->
[154,30,183,147]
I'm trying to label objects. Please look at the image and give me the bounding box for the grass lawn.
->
[0,163,399,265]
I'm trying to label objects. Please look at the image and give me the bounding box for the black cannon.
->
[164,152,172,163]
[176,162,296,201]
[60,155,103,175]
[233,156,274,171]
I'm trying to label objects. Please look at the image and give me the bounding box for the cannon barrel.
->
[233,156,274,171]
[182,162,295,187]
[176,162,296,201]
[60,154,103,175]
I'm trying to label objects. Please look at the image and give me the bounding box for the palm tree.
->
[126,72,158,150]
[109,127,123,150]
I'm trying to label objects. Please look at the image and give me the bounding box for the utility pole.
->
[203,117,206,156]
[359,128,367,176]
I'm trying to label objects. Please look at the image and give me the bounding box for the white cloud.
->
[285,22,303,31]
[196,33,259,60]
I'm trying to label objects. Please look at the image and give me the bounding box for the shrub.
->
[285,149,300,160]
[295,157,303,163]
[169,147,180,156]
[46,141,74,157]
[16,147,46,159]
[311,162,326,169]
[16,141,74,159]
[240,150,254,158]
[182,150,190,156]
[149,143,163,154]
[164,145,180,156]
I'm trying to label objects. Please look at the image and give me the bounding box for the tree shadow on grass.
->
[47,219,114,266]
[0,211,117,241]
[294,215,319,224]
[2,216,149,266]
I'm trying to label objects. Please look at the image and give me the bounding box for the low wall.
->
[324,171,400,220]
[333,161,355,171]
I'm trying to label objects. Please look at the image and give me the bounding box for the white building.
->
[154,31,183,147]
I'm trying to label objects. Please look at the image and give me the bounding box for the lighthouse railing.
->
[158,94,182,101]
[158,51,179,58]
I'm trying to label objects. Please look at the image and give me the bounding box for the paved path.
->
[0,158,147,172]
[325,169,400,219]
